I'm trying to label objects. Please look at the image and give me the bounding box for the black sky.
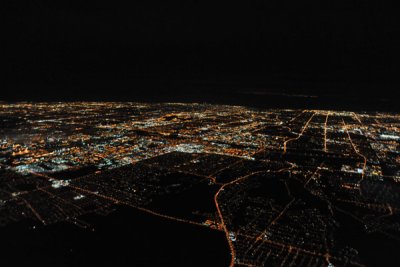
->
[4,1,399,107]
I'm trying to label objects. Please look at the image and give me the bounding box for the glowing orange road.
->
[214,166,296,267]
[28,171,216,230]
[269,198,295,227]
[289,109,307,123]
[11,157,370,267]
[255,163,318,244]
[241,232,366,267]
[283,112,316,154]
[324,112,330,152]
[38,187,84,212]
[252,111,309,157]
[304,163,324,188]
[241,233,328,258]
[248,231,368,267]
[20,198,46,225]
[341,119,367,181]
[352,112,363,125]
[213,171,268,267]
[214,187,237,267]
[208,159,244,180]
[68,184,213,229]
[255,198,295,241]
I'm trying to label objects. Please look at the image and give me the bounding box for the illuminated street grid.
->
[0,102,399,266]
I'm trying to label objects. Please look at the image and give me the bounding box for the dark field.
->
[0,206,231,267]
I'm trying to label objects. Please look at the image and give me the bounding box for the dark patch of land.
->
[0,205,231,267]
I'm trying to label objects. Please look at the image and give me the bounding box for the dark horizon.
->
[2,84,399,112]
[5,1,399,109]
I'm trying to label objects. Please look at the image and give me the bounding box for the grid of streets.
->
[0,102,399,266]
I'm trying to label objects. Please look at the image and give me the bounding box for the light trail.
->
[28,171,218,230]
[20,198,46,225]
[341,119,367,182]
[214,166,296,267]
[289,110,307,123]
[213,171,271,267]
[241,233,326,258]
[239,232,367,267]
[255,198,295,241]
[304,163,324,188]
[38,187,84,212]
[283,112,316,154]
[324,112,330,152]
[352,112,363,125]
[214,186,237,267]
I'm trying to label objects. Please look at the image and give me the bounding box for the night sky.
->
[4,1,399,107]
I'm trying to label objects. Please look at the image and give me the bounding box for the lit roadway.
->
[283,111,316,154]
[324,112,330,152]
[341,119,367,182]
[214,165,296,267]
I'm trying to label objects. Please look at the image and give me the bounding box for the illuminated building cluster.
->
[0,102,399,266]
